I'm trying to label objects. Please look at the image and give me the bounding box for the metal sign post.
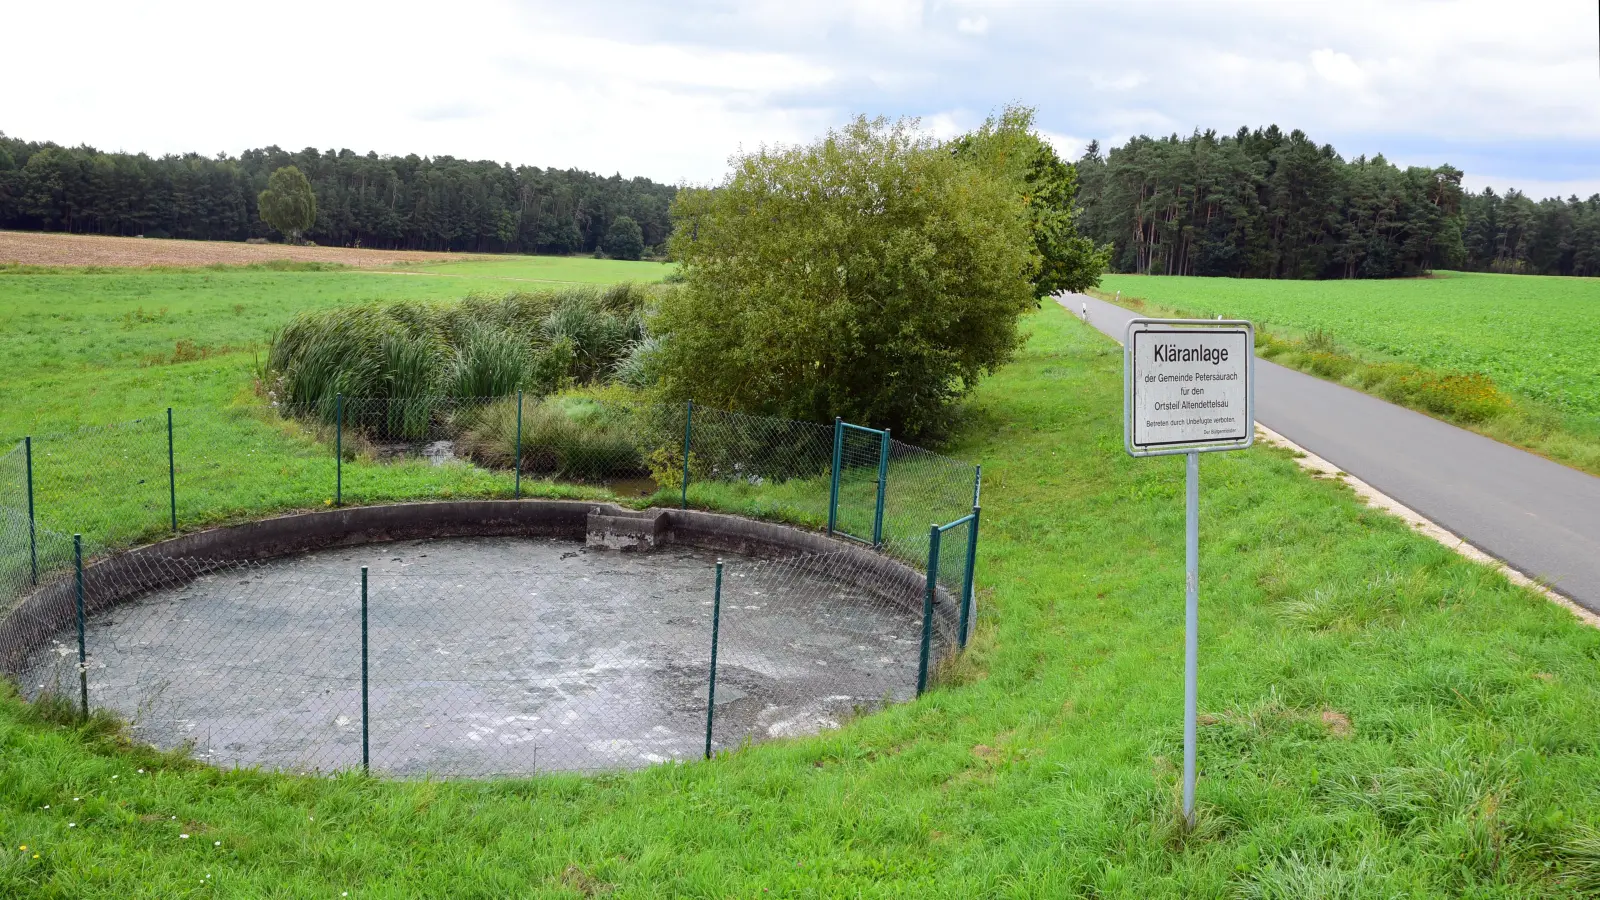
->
[1124,317,1254,828]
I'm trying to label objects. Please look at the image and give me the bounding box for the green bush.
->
[258,165,317,242]
[656,115,1044,439]
[949,105,1110,298]
[602,215,645,261]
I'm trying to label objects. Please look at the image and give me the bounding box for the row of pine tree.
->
[1073,126,1600,279]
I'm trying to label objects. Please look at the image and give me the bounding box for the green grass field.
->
[5,298,1600,896]
[0,259,672,433]
[1098,272,1600,415]
[0,258,677,554]
[1097,271,1600,474]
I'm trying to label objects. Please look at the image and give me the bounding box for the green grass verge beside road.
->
[1096,271,1600,476]
[5,304,1600,896]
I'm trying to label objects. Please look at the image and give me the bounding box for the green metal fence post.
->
[74,533,88,720]
[827,417,843,535]
[25,436,36,586]
[680,400,693,510]
[167,407,177,533]
[514,390,523,499]
[704,559,723,760]
[959,505,980,650]
[872,428,890,547]
[361,565,369,775]
[335,394,343,508]
[973,463,982,507]
[917,524,941,697]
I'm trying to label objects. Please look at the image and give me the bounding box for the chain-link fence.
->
[1,396,982,776]
[30,415,176,555]
[3,530,961,778]
[0,440,36,600]
[706,548,951,758]
[671,405,836,524]
[6,397,976,558]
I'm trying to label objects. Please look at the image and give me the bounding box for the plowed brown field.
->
[0,230,491,268]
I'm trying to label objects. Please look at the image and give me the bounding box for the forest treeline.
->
[3,125,1596,278]
[1074,126,1600,279]
[0,132,675,255]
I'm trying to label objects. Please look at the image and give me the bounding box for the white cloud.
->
[917,111,976,141]
[508,35,834,94]
[1037,130,1090,160]
[1090,71,1149,92]
[0,0,1592,191]
[1310,49,1367,89]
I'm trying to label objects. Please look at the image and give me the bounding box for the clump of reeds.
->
[264,283,667,412]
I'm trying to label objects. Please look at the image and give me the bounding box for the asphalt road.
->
[1062,292,1600,615]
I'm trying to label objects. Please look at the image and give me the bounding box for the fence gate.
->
[827,419,890,547]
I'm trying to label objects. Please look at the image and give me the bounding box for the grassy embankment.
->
[1093,271,1600,475]
[4,302,1600,896]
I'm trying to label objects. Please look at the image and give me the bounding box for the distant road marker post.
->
[1124,317,1255,828]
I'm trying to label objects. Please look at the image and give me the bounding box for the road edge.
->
[1057,292,1600,630]
[1253,423,1600,629]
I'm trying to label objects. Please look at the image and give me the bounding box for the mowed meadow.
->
[1096,271,1600,473]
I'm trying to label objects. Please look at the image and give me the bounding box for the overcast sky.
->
[4,0,1597,198]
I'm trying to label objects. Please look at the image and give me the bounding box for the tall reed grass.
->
[264,283,668,413]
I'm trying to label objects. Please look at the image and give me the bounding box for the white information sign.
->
[1119,315,1255,826]
[1124,318,1255,457]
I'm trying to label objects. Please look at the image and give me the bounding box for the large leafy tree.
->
[602,214,645,259]
[656,116,1036,439]
[950,105,1110,298]
[257,165,317,243]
